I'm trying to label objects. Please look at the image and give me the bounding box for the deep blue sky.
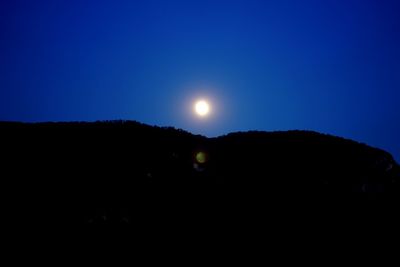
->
[1,0,399,160]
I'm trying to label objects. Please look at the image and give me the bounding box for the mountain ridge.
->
[1,120,399,224]
[1,119,397,171]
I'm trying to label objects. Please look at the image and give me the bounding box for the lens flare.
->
[195,151,207,164]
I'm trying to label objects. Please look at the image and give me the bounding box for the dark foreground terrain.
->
[1,121,399,226]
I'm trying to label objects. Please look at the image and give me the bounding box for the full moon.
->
[194,100,210,117]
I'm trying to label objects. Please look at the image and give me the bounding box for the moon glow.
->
[194,100,210,117]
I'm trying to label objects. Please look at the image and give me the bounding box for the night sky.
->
[1,0,399,161]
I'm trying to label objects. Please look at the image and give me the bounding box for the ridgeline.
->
[1,120,399,225]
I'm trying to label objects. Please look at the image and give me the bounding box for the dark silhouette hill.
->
[1,120,399,225]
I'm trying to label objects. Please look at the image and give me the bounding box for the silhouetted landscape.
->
[1,120,399,226]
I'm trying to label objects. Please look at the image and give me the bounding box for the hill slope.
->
[1,120,399,224]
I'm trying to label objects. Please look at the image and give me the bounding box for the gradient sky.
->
[1,0,399,160]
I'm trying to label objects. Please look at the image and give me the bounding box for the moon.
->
[194,100,210,117]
